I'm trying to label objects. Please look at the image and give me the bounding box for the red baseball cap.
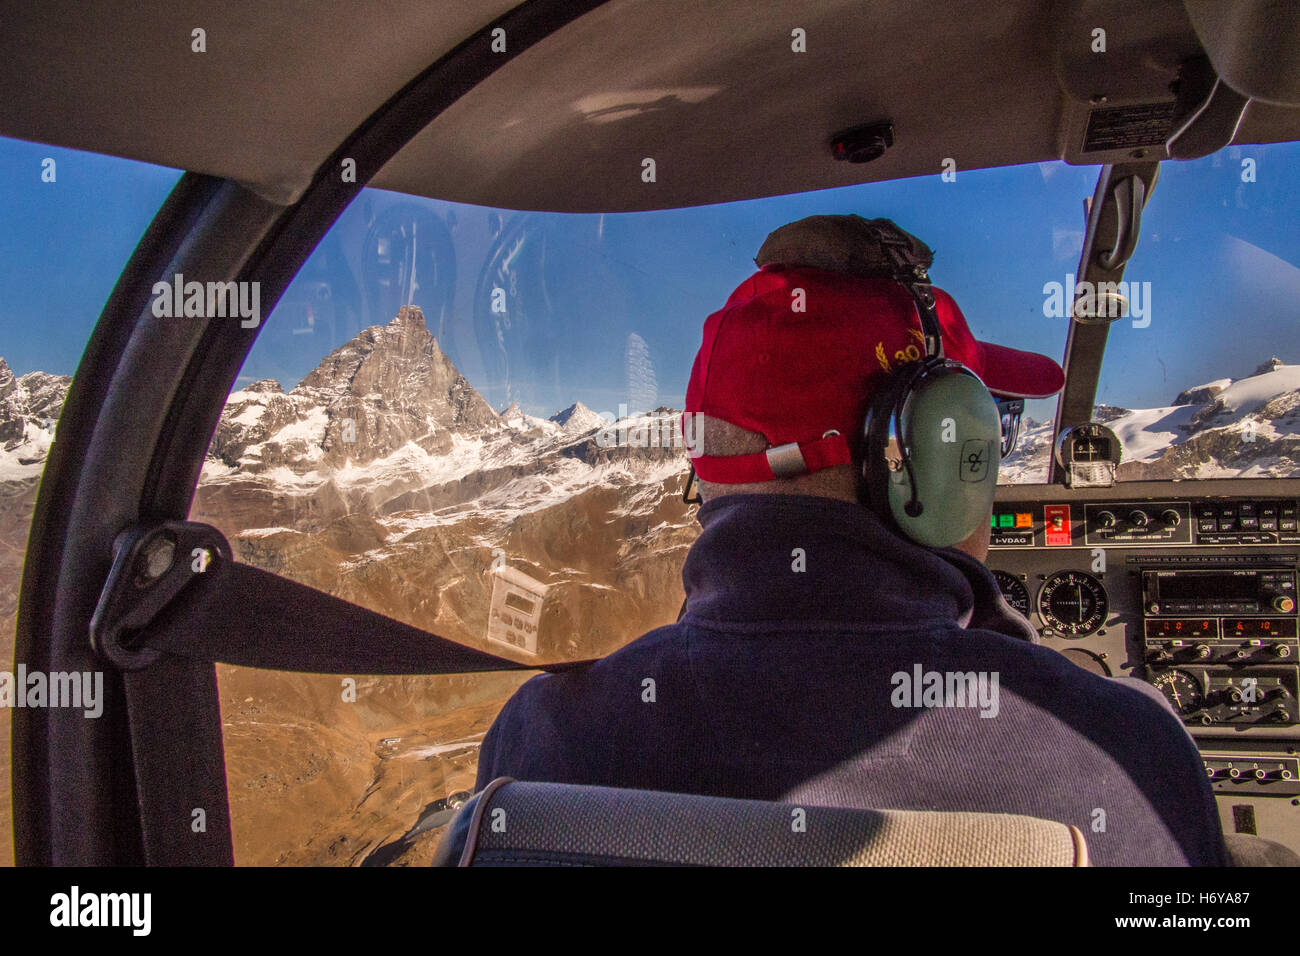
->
[683,263,1064,483]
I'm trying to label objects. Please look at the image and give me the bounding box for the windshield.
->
[203,161,1114,672]
[189,148,1291,862]
[1000,141,1300,482]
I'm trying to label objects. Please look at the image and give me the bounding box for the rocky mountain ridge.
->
[0,357,71,480]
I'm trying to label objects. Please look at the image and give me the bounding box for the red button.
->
[1044,505,1072,546]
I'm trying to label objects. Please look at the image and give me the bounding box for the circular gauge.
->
[993,571,1031,617]
[1037,570,1109,636]
[1053,422,1121,487]
[1054,422,1121,469]
[1151,669,1205,715]
[1059,648,1112,677]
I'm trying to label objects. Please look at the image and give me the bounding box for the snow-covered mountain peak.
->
[389,304,428,332]
[549,401,608,434]
[208,309,505,476]
[1173,379,1231,406]
[239,379,285,395]
[1209,362,1300,417]
[1001,357,1300,483]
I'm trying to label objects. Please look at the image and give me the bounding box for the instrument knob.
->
[1096,510,1117,529]
[1273,643,1293,658]
[1129,509,1150,528]
[1194,643,1212,659]
[1160,509,1182,527]
[1273,595,1295,614]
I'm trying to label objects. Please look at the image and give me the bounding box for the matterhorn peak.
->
[239,378,284,395]
[500,401,524,420]
[390,305,428,331]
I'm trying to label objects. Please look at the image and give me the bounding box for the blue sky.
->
[2,134,1298,420]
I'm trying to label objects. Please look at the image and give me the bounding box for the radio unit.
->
[1141,565,1300,727]
[1142,568,1297,616]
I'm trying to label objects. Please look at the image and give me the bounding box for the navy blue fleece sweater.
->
[475,494,1227,866]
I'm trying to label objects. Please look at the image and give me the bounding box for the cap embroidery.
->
[894,342,922,365]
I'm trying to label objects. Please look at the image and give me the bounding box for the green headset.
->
[856,225,1002,549]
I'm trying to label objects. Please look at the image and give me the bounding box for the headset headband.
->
[862,222,944,360]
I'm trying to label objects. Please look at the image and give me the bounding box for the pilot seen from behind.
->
[475,215,1227,866]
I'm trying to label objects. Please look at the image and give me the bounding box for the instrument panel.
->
[989,478,1300,854]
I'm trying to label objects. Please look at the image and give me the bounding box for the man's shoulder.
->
[922,625,1206,776]
[957,626,1188,719]
[962,628,1211,782]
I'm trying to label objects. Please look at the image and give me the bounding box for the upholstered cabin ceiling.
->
[375,0,1059,210]
[374,0,1300,210]
[2,0,1299,212]
[0,0,525,204]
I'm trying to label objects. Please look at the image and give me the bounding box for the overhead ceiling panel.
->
[0,0,523,203]
[376,0,1066,211]
[2,0,1298,212]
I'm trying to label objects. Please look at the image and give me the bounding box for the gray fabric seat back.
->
[432,777,1089,867]
[1222,833,1300,866]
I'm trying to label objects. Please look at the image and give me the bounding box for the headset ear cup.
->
[889,365,1001,548]
[863,362,1001,548]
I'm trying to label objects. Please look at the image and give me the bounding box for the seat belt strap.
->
[92,521,593,676]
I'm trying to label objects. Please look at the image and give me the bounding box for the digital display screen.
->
[1225,618,1298,639]
[504,592,536,614]
[1156,573,1259,600]
[1145,619,1217,639]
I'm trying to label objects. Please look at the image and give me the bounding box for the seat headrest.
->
[433,778,1088,867]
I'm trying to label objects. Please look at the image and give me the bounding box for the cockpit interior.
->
[2,0,1300,874]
